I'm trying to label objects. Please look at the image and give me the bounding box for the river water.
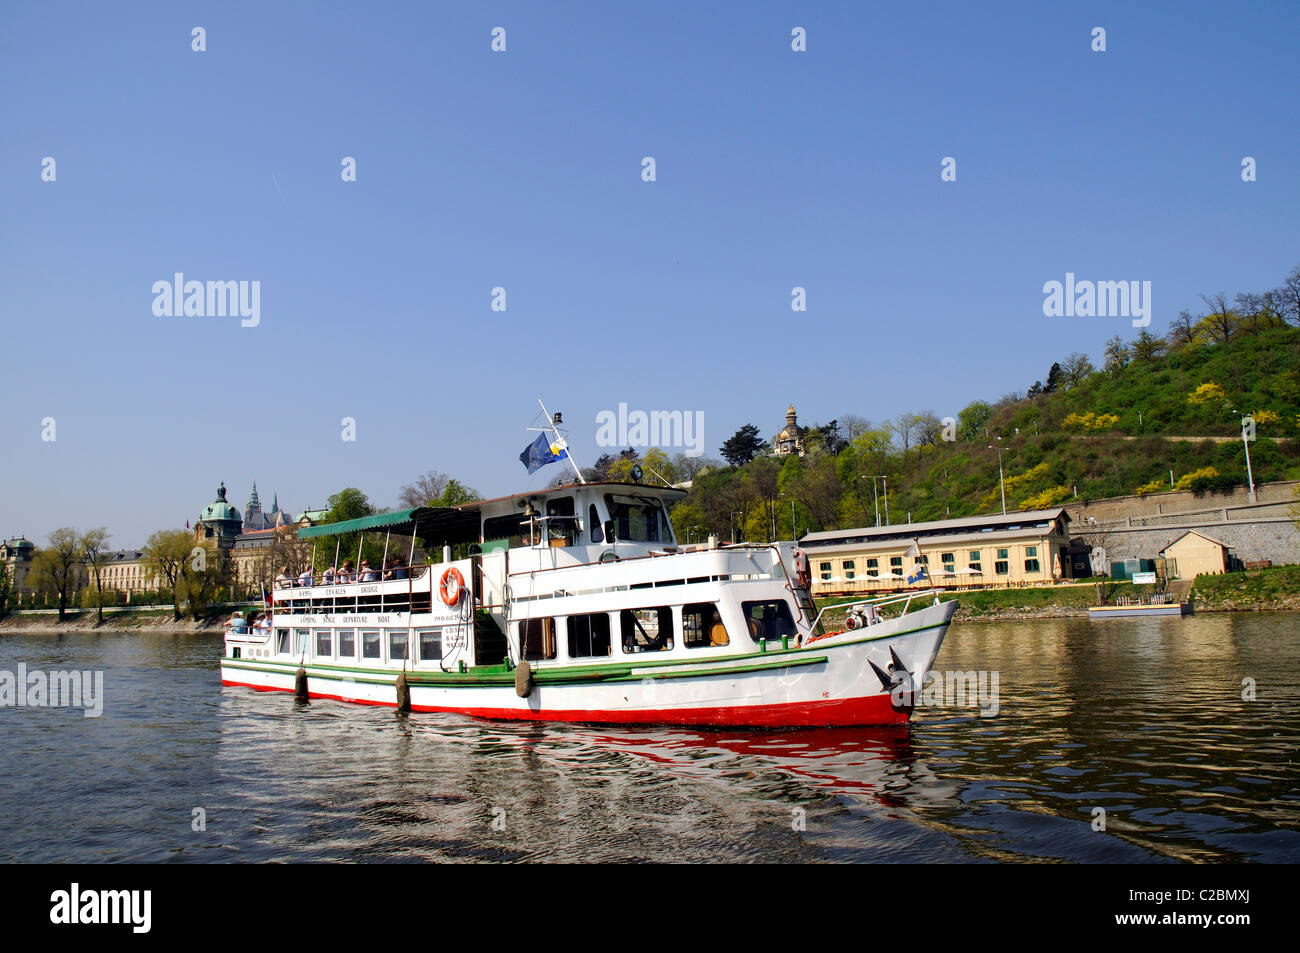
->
[1,614,1297,863]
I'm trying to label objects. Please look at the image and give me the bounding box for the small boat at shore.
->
[1088,597,1191,619]
[221,415,956,728]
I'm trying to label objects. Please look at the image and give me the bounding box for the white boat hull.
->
[221,600,955,728]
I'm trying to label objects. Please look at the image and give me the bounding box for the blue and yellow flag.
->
[520,433,568,474]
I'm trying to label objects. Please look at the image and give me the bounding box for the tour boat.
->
[221,417,956,728]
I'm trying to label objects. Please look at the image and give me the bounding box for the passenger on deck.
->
[339,560,356,583]
[276,567,293,589]
[321,566,336,585]
[359,560,379,582]
[297,567,313,587]
[391,555,409,580]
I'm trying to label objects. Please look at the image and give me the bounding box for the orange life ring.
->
[440,567,465,606]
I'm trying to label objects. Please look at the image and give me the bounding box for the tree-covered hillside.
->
[639,264,1300,541]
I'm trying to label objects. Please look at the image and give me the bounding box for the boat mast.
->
[532,397,586,484]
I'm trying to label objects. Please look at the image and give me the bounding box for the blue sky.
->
[2,0,1298,546]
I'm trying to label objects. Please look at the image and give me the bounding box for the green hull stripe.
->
[223,654,828,688]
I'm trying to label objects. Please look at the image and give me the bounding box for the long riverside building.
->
[799,508,1074,595]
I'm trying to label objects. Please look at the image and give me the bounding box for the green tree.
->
[956,401,992,441]
[325,488,375,522]
[28,528,82,621]
[1131,329,1166,361]
[0,560,12,617]
[434,479,482,506]
[1044,362,1064,393]
[720,424,765,467]
[143,528,193,622]
[79,527,111,625]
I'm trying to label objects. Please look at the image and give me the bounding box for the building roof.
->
[804,524,1060,557]
[800,508,1070,548]
[1159,529,1229,554]
[296,506,482,544]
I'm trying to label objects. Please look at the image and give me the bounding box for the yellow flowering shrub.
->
[1020,485,1072,509]
[1062,411,1120,431]
[1174,466,1218,491]
[1134,478,1167,497]
[1187,382,1227,405]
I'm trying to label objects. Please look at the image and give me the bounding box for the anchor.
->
[869,646,915,710]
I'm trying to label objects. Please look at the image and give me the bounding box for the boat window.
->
[337,629,356,658]
[740,600,797,643]
[683,603,728,648]
[316,630,333,659]
[546,496,577,546]
[295,629,310,656]
[483,513,527,543]
[277,629,292,654]
[418,629,443,661]
[519,618,558,661]
[589,504,603,543]
[388,629,409,661]
[620,607,673,653]
[567,613,612,658]
[604,494,672,544]
[362,630,381,659]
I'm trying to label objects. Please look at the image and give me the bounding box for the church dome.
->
[200,482,241,524]
[776,403,804,440]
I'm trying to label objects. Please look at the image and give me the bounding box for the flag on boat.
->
[905,538,927,583]
[520,433,569,474]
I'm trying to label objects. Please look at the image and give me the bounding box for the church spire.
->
[248,481,260,507]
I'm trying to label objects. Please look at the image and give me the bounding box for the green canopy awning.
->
[297,506,481,543]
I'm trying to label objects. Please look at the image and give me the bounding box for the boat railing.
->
[271,561,441,618]
[810,589,943,633]
[1114,592,1177,607]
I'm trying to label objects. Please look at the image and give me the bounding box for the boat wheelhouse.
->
[221,479,957,727]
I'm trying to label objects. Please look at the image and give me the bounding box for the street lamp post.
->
[988,439,1006,515]
[860,474,882,527]
[1232,410,1257,502]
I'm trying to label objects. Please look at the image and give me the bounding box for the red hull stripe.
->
[220,679,910,727]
